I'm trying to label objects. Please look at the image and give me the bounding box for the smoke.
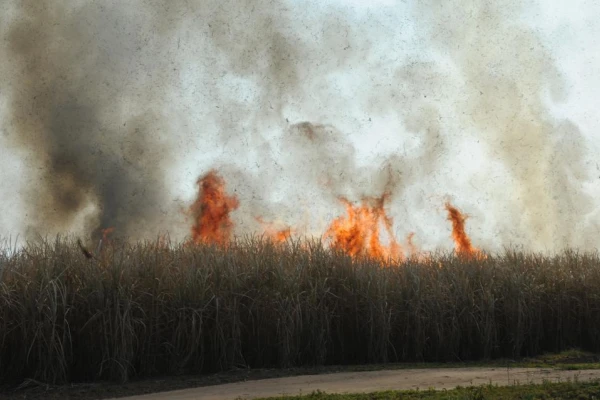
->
[0,0,597,252]
[411,0,596,250]
[1,1,185,240]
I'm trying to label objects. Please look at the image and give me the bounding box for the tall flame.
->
[190,170,239,246]
[187,170,484,262]
[445,202,483,259]
[323,195,403,262]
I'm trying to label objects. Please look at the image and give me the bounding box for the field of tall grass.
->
[1,236,600,385]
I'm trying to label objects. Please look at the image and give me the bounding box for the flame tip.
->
[186,171,482,264]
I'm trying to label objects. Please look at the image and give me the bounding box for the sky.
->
[0,0,599,253]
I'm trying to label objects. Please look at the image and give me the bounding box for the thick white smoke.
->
[0,0,598,253]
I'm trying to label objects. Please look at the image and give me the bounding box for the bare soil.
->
[3,364,600,400]
[113,368,600,400]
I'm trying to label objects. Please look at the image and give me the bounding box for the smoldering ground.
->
[0,0,597,252]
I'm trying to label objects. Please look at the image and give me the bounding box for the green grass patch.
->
[518,349,600,370]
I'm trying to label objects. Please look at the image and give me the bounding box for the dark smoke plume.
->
[2,1,181,240]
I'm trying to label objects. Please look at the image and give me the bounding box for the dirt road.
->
[113,367,600,400]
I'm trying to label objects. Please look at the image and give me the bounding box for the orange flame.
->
[324,195,403,262]
[255,217,293,243]
[186,170,485,262]
[190,170,239,246]
[95,227,115,257]
[445,202,484,259]
[101,227,114,242]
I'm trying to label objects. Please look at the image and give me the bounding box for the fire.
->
[255,217,293,243]
[323,195,403,262]
[445,202,484,259]
[93,227,114,259]
[186,170,485,262]
[101,227,114,242]
[190,170,239,246]
[272,228,292,242]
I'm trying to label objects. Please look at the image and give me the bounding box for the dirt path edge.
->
[112,367,600,400]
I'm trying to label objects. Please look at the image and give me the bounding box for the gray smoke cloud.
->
[0,0,597,252]
[411,0,596,250]
[1,1,185,240]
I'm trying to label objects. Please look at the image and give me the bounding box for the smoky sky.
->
[0,0,597,252]
[1,1,184,240]
[412,0,596,250]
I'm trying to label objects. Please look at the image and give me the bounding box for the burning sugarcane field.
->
[1,0,600,395]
